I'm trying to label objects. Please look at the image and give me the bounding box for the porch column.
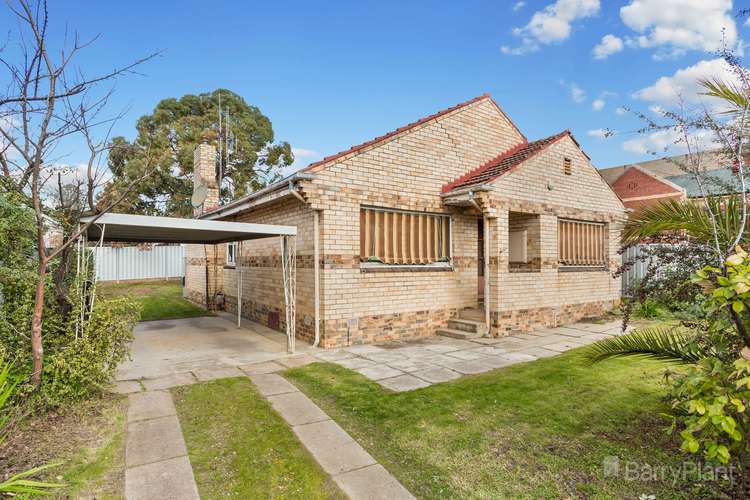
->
[485,208,508,336]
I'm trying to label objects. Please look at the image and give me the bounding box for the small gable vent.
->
[563,157,572,176]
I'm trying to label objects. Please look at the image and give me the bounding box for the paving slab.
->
[498,351,538,363]
[422,343,462,353]
[334,464,416,500]
[412,367,461,384]
[193,366,244,381]
[335,357,377,370]
[469,337,507,345]
[293,420,376,475]
[248,373,299,396]
[362,352,409,364]
[277,354,318,369]
[267,392,329,426]
[545,339,589,352]
[492,338,539,351]
[142,372,196,391]
[466,346,508,356]
[386,359,437,373]
[344,345,386,356]
[111,380,142,394]
[442,359,496,375]
[126,415,187,468]
[445,349,489,361]
[579,333,614,342]
[125,455,199,500]
[553,327,593,338]
[519,346,560,358]
[128,391,176,423]
[356,365,405,381]
[238,360,285,374]
[314,350,356,362]
[378,374,431,392]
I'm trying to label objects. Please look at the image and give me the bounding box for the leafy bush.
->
[666,357,750,467]
[0,189,140,408]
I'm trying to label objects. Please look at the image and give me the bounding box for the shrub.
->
[0,189,140,409]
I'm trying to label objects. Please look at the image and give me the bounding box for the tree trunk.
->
[30,261,46,387]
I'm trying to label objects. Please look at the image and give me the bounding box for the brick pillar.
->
[191,142,222,310]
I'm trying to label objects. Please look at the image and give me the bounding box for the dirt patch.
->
[0,394,126,496]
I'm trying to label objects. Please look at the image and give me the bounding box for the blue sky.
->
[5,0,747,173]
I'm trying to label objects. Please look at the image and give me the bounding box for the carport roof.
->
[80,213,296,244]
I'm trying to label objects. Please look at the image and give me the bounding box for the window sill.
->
[223,264,236,269]
[558,266,607,272]
[360,262,453,273]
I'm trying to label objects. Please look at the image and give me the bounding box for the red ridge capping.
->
[303,93,520,173]
[441,130,571,193]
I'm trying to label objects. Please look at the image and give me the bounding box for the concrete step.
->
[436,328,482,340]
[459,308,485,322]
[447,318,488,335]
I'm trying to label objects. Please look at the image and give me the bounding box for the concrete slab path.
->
[247,373,416,500]
[124,390,199,500]
[311,319,632,392]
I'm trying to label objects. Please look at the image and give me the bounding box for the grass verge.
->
[0,395,127,499]
[98,280,211,321]
[172,377,344,499]
[285,350,730,499]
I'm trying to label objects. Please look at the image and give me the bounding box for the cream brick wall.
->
[483,135,626,333]
[300,98,524,346]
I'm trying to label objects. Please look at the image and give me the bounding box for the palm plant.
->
[0,357,63,496]
[622,195,749,253]
[585,326,709,364]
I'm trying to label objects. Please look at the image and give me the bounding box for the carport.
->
[80,213,299,353]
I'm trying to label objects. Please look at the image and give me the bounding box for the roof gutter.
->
[201,172,315,220]
[439,184,494,199]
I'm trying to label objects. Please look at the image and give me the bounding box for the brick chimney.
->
[193,142,219,217]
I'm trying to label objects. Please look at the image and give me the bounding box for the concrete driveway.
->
[117,313,314,381]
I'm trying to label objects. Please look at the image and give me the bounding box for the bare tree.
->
[0,0,158,387]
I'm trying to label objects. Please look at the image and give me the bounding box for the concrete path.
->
[312,319,631,392]
[247,372,416,500]
[124,391,199,500]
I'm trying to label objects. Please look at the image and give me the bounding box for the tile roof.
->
[441,130,571,193]
[665,169,741,197]
[304,93,525,172]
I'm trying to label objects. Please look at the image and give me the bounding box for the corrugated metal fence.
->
[621,244,680,293]
[93,245,185,282]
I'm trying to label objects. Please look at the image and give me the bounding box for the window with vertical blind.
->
[558,219,606,267]
[360,207,451,265]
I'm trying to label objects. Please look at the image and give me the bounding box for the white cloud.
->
[501,0,600,55]
[632,58,742,109]
[592,98,605,111]
[620,0,737,58]
[512,1,526,11]
[615,107,627,115]
[621,128,715,155]
[592,34,624,59]
[283,147,321,176]
[587,128,611,138]
[559,80,587,103]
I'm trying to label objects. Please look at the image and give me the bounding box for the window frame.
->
[226,241,237,268]
[557,218,607,269]
[359,205,453,271]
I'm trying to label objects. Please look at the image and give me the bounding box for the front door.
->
[477,218,484,306]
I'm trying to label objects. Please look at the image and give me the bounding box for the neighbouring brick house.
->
[601,150,742,211]
[184,94,626,348]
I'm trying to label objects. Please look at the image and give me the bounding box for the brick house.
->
[601,150,741,211]
[184,94,626,348]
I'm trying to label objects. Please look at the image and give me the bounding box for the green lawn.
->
[172,377,344,499]
[285,351,730,499]
[98,281,211,321]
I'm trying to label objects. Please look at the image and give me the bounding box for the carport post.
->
[281,235,296,354]
[237,241,242,328]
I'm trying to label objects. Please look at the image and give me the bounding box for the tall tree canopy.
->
[99,89,293,216]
